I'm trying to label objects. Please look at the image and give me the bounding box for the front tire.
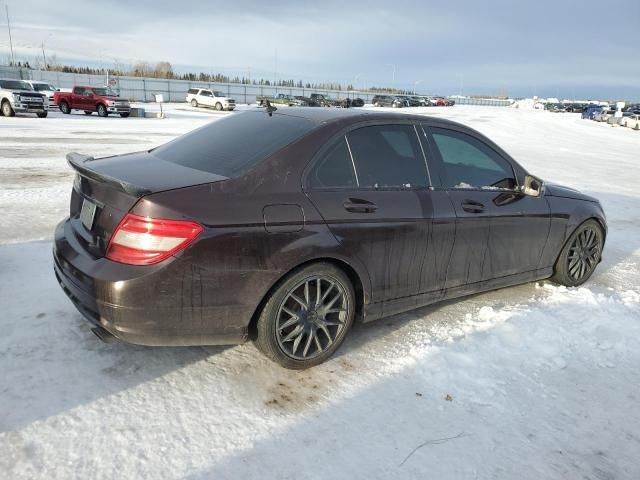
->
[551,219,604,287]
[120,112,130,118]
[215,102,223,111]
[254,263,355,369]
[37,112,48,118]
[97,104,108,117]
[59,101,70,114]
[2,100,15,117]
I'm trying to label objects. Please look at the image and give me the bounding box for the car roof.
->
[242,106,461,128]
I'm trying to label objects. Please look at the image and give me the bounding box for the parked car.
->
[431,96,450,106]
[0,78,48,117]
[621,114,640,129]
[398,95,422,107]
[623,103,640,115]
[582,105,603,119]
[349,97,365,107]
[257,93,306,107]
[24,80,58,109]
[186,88,236,111]
[54,108,607,369]
[372,95,404,107]
[55,86,131,117]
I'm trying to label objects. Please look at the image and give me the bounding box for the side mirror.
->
[522,175,543,197]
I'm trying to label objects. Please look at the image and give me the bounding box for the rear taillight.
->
[106,213,203,266]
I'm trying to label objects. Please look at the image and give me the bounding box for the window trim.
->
[303,120,433,192]
[423,125,520,192]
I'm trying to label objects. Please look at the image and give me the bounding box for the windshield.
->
[93,87,118,96]
[0,80,32,90]
[153,111,317,178]
[33,83,55,91]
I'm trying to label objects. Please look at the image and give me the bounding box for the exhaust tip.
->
[92,326,119,344]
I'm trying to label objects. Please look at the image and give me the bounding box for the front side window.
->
[429,128,516,190]
[347,125,428,188]
[307,137,356,189]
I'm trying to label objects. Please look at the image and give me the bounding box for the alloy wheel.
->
[567,226,601,282]
[276,276,348,360]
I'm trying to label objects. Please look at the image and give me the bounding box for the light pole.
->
[353,72,362,91]
[4,4,15,66]
[384,63,396,87]
[413,80,423,95]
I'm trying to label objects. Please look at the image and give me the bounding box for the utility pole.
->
[41,42,47,70]
[5,4,15,66]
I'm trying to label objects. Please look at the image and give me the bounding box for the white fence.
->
[2,65,513,106]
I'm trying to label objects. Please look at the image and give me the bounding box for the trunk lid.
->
[67,151,228,257]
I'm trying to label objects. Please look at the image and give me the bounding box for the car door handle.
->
[343,198,378,213]
[461,200,485,213]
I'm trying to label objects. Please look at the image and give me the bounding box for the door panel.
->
[425,125,551,287]
[307,190,427,302]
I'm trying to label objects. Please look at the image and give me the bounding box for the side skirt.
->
[362,268,553,323]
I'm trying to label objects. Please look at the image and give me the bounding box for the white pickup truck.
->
[0,78,48,117]
[186,88,236,111]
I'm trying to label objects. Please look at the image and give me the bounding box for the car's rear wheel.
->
[2,100,15,117]
[552,219,604,287]
[254,263,355,369]
[59,101,70,114]
[191,99,198,107]
[97,104,108,117]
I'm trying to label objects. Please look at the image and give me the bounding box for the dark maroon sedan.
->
[54,108,606,368]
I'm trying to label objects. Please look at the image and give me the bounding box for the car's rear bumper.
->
[53,218,249,346]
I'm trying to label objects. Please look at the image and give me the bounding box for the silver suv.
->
[0,79,48,118]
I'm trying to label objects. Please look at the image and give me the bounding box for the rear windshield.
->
[153,111,317,177]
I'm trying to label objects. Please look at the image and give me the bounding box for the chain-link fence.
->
[2,65,512,106]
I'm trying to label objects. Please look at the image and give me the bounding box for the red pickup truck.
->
[54,86,131,117]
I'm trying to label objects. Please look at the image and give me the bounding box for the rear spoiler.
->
[66,152,152,197]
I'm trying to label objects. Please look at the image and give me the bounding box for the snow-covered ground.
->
[1,105,639,479]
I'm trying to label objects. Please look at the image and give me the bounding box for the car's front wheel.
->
[59,101,70,114]
[37,112,48,118]
[552,219,604,287]
[215,102,223,111]
[254,263,355,369]
[97,104,108,117]
[2,100,15,117]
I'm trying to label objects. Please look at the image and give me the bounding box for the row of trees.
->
[18,60,360,91]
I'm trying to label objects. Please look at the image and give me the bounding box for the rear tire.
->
[191,99,198,107]
[551,219,604,287]
[254,263,355,369]
[97,104,108,117]
[215,102,223,111]
[2,100,15,117]
[37,112,48,118]
[59,101,70,114]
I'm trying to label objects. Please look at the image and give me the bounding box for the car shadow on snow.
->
[0,240,227,433]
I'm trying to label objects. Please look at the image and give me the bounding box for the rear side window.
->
[307,137,356,189]
[188,88,198,94]
[429,127,516,190]
[346,125,428,188]
[153,112,317,178]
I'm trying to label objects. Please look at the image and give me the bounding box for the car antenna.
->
[265,99,277,116]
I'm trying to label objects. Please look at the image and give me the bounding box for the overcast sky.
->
[1,0,638,99]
